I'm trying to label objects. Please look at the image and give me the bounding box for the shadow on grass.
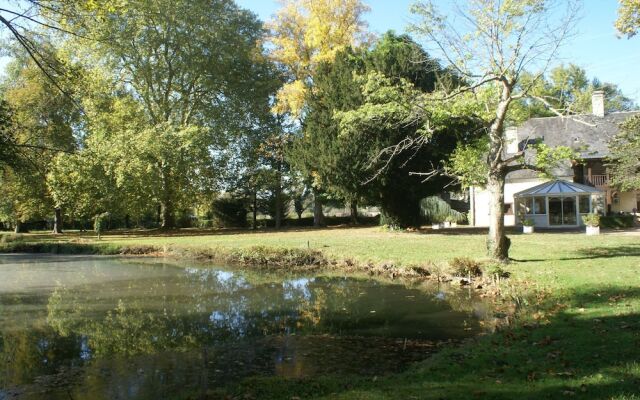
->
[214,285,640,400]
[513,243,640,263]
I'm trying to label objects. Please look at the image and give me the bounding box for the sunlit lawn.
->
[5,226,640,399]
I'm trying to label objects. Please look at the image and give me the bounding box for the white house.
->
[470,91,639,228]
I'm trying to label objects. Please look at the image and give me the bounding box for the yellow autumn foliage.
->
[267,0,370,116]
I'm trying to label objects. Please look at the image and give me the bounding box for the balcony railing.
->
[587,174,609,188]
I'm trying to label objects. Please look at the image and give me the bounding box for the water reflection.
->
[0,254,486,399]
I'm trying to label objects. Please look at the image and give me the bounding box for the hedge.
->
[600,215,636,228]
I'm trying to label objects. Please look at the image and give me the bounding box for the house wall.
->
[611,191,638,213]
[471,177,624,227]
[471,177,558,227]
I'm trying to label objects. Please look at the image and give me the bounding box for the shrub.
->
[449,257,483,277]
[0,233,23,244]
[600,214,635,228]
[521,218,535,226]
[419,196,465,224]
[228,246,327,269]
[581,213,601,227]
[211,196,248,228]
[196,219,215,229]
[484,263,511,278]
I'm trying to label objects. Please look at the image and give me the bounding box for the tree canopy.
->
[608,115,640,191]
[267,0,370,116]
[616,0,640,38]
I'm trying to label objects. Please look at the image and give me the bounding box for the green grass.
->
[2,226,640,399]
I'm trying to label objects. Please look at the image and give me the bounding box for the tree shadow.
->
[513,243,640,263]
[219,285,640,400]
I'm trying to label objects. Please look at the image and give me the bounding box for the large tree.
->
[0,51,79,233]
[288,47,369,223]
[53,0,276,229]
[290,32,479,228]
[521,64,635,116]
[408,0,581,261]
[267,0,370,226]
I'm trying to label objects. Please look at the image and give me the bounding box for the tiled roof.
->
[516,111,640,159]
[506,111,640,182]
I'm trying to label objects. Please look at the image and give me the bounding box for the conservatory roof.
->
[514,180,604,197]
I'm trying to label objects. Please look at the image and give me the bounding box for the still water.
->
[0,254,487,399]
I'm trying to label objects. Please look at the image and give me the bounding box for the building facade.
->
[471,91,639,228]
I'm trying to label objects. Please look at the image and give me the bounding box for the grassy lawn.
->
[3,226,640,399]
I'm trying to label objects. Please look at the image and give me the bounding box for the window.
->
[613,192,620,205]
[504,203,514,215]
[533,197,546,214]
[579,195,590,214]
[518,197,533,215]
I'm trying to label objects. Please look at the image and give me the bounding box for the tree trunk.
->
[350,200,358,224]
[52,208,63,234]
[252,190,258,230]
[159,163,175,230]
[125,214,131,229]
[14,220,24,234]
[485,82,513,262]
[313,192,325,227]
[486,171,510,261]
[160,200,175,230]
[275,167,283,229]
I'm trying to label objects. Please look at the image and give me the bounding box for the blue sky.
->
[1,0,639,102]
[237,0,640,103]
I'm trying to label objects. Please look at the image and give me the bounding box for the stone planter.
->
[523,225,534,234]
[586,225,600,236]
[450,222,458,228]
[432,223,442,230]
[443,221,451,228]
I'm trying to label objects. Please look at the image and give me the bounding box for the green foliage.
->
[94,212,110,238]
[616,0,640,38]
[483,263,511,278]
[0,100,18,168]
[600,215,635,229]
[448,138,489,188]
[521,218,535,227]
[0,233,23,244]
[581,213,601,227]
[531,143,580,178]
[600,215,636,229]
[211,196,248,228]
[609,115,640,191]
[448,257,483,277]
[0,54,80,228]
[227,246,328,269]
[289,46,369,206]
[49,0,278,229]
[328,32,480,227]
[419,196,464,224]
[521,64,635,116]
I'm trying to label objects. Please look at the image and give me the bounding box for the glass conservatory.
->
[513,180,605,228]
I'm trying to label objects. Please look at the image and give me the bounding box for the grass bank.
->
[2,227,640,399]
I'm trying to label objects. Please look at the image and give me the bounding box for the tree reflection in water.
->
[0,255,485,399]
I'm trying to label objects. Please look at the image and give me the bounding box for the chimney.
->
[506,127,518,154]
[592,90,605,117]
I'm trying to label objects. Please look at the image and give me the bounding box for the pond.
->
[0,254,489,399]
